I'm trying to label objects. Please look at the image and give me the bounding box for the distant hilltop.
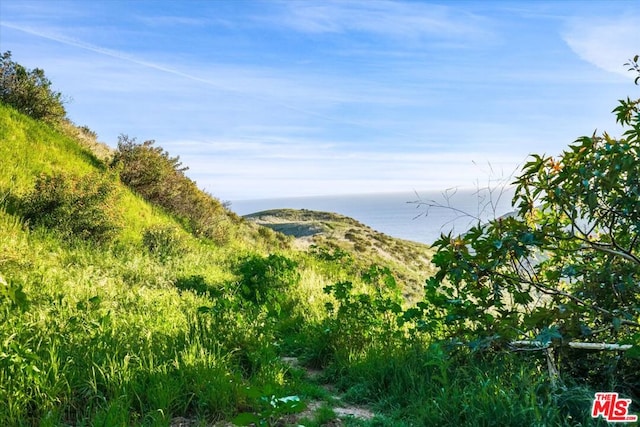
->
[245,208,435,302]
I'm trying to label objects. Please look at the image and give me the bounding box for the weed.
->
[235,254,300,316]
[233,386,305,427]
[142,224,188,261]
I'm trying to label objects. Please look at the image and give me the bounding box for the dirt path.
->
[170,356,375,427]
[280,356,375,424]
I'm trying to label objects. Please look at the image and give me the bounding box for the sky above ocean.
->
[0,1,638,200]
[232,187,516,245]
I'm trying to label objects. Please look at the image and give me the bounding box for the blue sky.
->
[1,1,638,200]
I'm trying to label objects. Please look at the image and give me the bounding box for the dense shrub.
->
[322,265,403,361]
[235,254,300,314]
[111,136,187,206]
[0,51,66,122]
[19,171,121,242]
[112,135,234,243]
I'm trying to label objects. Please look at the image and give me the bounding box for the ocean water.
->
[231,188,515,245]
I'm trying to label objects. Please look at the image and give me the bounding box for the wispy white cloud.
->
[2,0,636,201]
[191,152,523,200]
[169,135,525,199]
[272,0,493,42]
[133,15,210,28]
[0,21,426,137]
[0,0,91,21]
[563,15,639,77]
[0,21,181,73]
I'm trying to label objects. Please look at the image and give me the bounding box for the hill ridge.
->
[245,207,434,301]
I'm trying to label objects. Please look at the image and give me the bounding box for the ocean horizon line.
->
[231,187,515,245]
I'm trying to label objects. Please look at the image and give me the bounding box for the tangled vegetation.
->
[18,171,122,243]
[0,55,638,426]
[412,57,640,389]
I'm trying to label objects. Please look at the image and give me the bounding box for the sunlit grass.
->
[0,104,99,194]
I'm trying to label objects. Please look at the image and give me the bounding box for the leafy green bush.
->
[256,225,292,249]
[19,171,121,242]
[419,65,640,348]
[322,265,404,362]
[0,51,66,122]
[412,57,640,395]
[310,244,352,264]
[235,254,300,314]
[111,135,187,206]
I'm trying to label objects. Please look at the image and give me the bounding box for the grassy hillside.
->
[1,104,182,244]
[0,102,628,426]
[0,103,322,425]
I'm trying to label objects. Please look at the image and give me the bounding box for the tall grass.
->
[0,104,100,194]
[328,345,607,426]
[0,235,286,425]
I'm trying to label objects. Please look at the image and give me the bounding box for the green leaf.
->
[535,326,562,345]
[627,345,640,359]
[513,291,533,305]
[232,412,260,426]
[612,317,621,331]
[579,324,593,337]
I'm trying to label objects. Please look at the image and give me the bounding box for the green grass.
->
[0,104,101,193]
[0,235,280,424]
[1,102,635,426]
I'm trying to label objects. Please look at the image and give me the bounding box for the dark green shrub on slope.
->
[19,171,121,242]
[0,51,66,122]
[112,135,235,244]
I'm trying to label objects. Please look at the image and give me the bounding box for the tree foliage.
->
[417,57,640,356]
[0,51,66,122]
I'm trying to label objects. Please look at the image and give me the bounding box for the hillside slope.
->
[0,103,182,244]
[0,103,435,425]
[246,209,434,301]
